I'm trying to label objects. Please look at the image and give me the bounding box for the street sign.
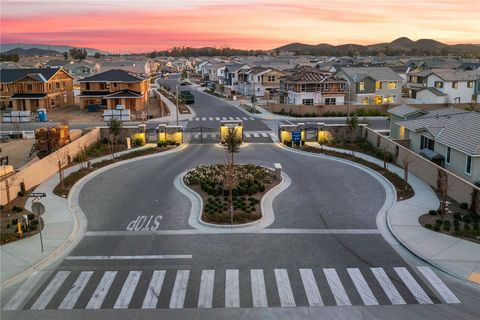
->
[27,192,46,198]
[31,202,45,216]
[292,131,301,142]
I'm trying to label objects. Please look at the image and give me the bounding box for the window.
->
[446,147,451,165]
[257,76,260,82]
[388,81,397,89]
[85,83,90,90]
[321,83,330,91]
[340,83,346,91]
[375,81,382,90]
[465,155,472,175]
[362,97,369,105]
[302,99,314,105]
[267,75,275,82]
[421,135,434,151]
[467,81,474,88]
[325,98,336,105]
[386,95,396,103]
[374,95,383,105]
[359,81,365,92]
[452,81,458,89]
[434,81,444,88]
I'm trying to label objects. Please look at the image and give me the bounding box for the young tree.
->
[223,127,242,224]
[63,52,68,60]
[107,118,122,158]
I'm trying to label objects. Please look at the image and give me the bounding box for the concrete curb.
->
[174,167,291,233]
[1,144,186,289]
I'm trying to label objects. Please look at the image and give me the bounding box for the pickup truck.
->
[179,91,195,104]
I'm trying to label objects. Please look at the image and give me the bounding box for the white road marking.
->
[417,266,460,304]
[113,271,142,309]
[208,117,213,121]
[394,267,433,304]
[198,270,215,308]
[228,117,234,120]
[245,133,251,138]
[201,117,206,121]
[371,268,406,305]
[274,269,296,307]
[249,117,255,120]
[347,268,378,306]
[261,133,269,137]
[235,117,241,120]
[323,268,351,306]
[215,117,220,121]
[86,271,118,309]
[225,269,240,308]
[253,133,259,138]
[251,269,268,307]
[3,271,45,310]
[194,117,200,121]
[169,270,190,309]
[59,271,94,309]
[142,270,166,309]
[242,117,248,120]
[299,269,323,306]
[31,271,70,310]
[65,255,192,260]
[221,117,227,120]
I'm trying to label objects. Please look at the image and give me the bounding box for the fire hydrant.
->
[17,220,22,237]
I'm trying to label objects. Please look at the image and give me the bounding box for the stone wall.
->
[0,128,101,205]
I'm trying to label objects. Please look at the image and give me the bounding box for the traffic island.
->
[184,164,279,225]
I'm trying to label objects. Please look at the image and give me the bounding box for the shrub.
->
[425,224,432,229]
[433,225,441,231]
[31,219,39,226]
[443,224,450,232]
[453,212,462,220]
[30,225,38,231]
[428,210,437,216]
[435,219,444,225]
[463,215,472,224]
[27,213,35,220]
[464,224,471,231]
[6,224,10,229]
[459,203,469,210]
[473,223,479,231]
[12,206,23,212]
[453,219,460,226]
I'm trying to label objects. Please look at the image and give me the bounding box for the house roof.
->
[226,63,250,73]
[0,68,65,83]
[104,89,143,99]
[281,65,333,82]
[408,68,480,81]
[388,104,426,118]
[396,108,480,156]
[79,69,146,82]
[339,67,404,82]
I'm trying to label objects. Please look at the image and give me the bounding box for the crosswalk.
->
[190,116,256,122]
[3,266,460,310]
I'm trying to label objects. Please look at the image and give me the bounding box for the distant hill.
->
[0,44,107,56]
[274,37,480,56]
[3,47,61,56]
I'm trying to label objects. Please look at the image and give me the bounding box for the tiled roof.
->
[388,104,425,118]
[408,68,480,81]
[339,67,404,82]
[396,108,480,156]
[79,69,146,82]
[0,68,62,83]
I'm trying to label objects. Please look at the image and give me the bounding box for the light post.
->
[175,84,179,126]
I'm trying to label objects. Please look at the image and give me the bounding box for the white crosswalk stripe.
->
[169,270,190,309]
[245,133,251,138]
[417,266,460,304]
[251,269,268,307]
[114,271,142,309]
[299,269,323,306]
[242,117,248,120]
[208,117,213,121]
[215,117,220,121]
[86,271,117,309]
[3,271,45,310]
[198,270,215,308]
[347,268,378,306]
[31,271,70,310]
[324,268,351,306]
[221,117,227,120]
[275,269,296,307]
[371,268,406,305]
[8,266,457,311]
[394,267,433,304]
[142,270,166,309]
[59,271,94,309]
[194,117,200,121]
[253,133,259,138]
[228,117,234,120]
[201,117,206,121]
[225,269,240,308]
[249,117,255,120]
[261,133,268,137]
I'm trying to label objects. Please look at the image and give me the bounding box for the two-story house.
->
[392,108,480,184]
[224,63,251,94]
[238,67,285,97]
[334,67,403,105]
[0,68,74,111]
[405,69,479,104]
[78,69,149,112]
[279,66,347,105]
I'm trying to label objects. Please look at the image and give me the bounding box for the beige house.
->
[78,69,149,112]
[0,68,74,111]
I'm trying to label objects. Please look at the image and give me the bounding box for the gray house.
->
[387,104,426,139]
[335,67,403,105]
[393,108,480,184]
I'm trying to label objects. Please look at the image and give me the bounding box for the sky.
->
[1,0,479,53]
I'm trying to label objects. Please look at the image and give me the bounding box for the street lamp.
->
[175,84,179,126]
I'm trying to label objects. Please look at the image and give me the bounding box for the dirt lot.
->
[0,139,36,169]
[47,104,104,123]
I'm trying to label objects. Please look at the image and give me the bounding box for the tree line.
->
[0,53,20,62]
[147,46,267,58]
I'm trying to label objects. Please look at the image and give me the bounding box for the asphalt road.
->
[3,144,479,319]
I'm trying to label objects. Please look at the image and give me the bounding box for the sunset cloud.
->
[1,0,478,52]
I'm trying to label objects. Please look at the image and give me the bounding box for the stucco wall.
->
[0,128,100,205]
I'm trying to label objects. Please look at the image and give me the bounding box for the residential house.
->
[208,63,227,84]
[335,67,403,105]
[393,108,480,183]
[279,66,347,105]
[238,67,284,97]
[0,68,74,111]
[78,69,149,113]
[405,69,479,104]
[387,104,427,140]
[224,63,251,94]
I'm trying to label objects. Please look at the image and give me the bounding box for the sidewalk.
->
[148,89,196,123]
[0,145,155,287]
[307,142,480,285]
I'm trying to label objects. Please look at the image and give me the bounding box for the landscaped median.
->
[184,164,279,224]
